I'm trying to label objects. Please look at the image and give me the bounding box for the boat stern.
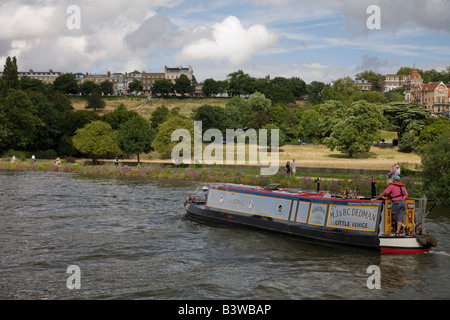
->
[379,234,438,254]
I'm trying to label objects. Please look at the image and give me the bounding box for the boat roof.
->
[207,183,374,203]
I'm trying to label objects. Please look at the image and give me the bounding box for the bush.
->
[34,149,58,159]
[398,132,415,153]
[2,149,27,161]
[420,131,450,206]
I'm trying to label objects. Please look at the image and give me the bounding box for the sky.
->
[0,0,449,84]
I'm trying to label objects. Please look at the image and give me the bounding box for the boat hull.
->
[186,201,381,251]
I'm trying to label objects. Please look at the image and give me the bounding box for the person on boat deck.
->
[372,175,409,236]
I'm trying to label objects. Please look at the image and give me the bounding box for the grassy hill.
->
[70,96,230,118]
[69,96,421,171]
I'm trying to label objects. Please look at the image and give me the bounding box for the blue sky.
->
[0,0,449,83]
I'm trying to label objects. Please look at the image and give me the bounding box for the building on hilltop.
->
[142,71,165,95]
[378,74,408,92]
[405,68,449,116]
[9,69,62,84]
[165,65,193,82]
[5,64,194,96]
[354,78,372,91]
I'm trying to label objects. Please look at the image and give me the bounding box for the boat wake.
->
[429,250,450,257]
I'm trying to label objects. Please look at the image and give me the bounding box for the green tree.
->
[192,104,227,134]
[85,90,105,112]
[128,79,143,94]
[151,79,173,97]
[0,89,43,151]
[228,70,254,96]
[79,80,99,95]
[316,100,348,139]
[174,74,193,97]
[152,114,194,155]
[100,80,114,96]
[267,86,295,106]
[72,120,120,164]
[306,81,325,105]
[261,123,286,150]
[323,77,361,104]
[416,118,450,150]
[299,109,322,142]
[27,91,64,152]
[224,97,253,130]
[268,104,287,126]
[248,110,270,130]
[150,105,170,129]
[397,67,414,77]
[54,73,78,94]
[381,102,431,141]
[117,116,155,164]
[398,131,416,153]
[350,90,388,104]
[1,56,20,92]
[19,76,47,93]
[288,77,307,98]
[324,101,384,157]
[248,91,271,113]
[253,78,271,96]
[60,110,100,136]
[202,78,220,97]
[420,130,450,206]
[101,104,139,130]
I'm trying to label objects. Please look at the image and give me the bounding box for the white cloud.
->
[0,0,449,83]
[176,16,278,65]
[0,3,60,39]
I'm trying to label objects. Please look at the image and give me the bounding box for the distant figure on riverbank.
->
[388,164,401,178]
[11,155,16,163]
[31,155,36,163]
[55,157,61,165]
[114,157,119,167]
[388,165,396,178]
[285,161,291,174]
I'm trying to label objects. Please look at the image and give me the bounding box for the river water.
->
[0,170,449,300]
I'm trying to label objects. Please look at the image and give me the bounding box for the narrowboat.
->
[184,183,438,254]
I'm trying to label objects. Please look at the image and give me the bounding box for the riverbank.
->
[0,158,423,198]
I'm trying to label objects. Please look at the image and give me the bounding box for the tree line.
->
[0,55,448,159]
[1,56,449,204]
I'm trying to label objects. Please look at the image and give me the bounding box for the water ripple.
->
[0,171,449,299]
